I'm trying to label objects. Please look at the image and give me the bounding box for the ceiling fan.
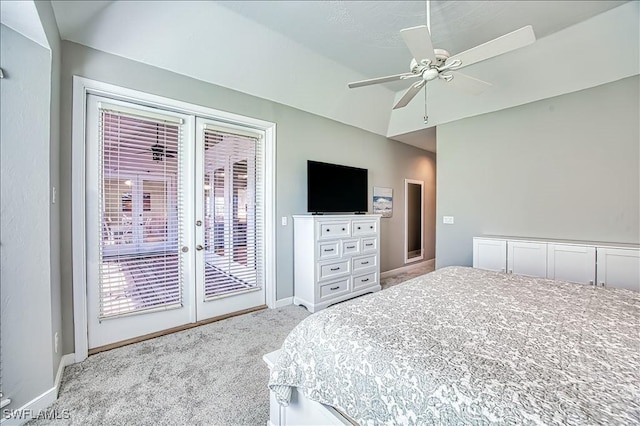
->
[126,143,176,162]
[348,1,536,112]
[150,143,176,162]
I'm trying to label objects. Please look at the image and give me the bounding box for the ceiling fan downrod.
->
[426,0,431,34]
[423,0,431,124]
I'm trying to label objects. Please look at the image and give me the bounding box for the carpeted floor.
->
[29,259,434,426]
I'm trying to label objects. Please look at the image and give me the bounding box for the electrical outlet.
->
[54,332,59,353]
[281,216,288,226]
[443,216,455,224]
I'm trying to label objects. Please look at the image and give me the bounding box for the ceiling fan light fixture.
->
[422,68,440,82]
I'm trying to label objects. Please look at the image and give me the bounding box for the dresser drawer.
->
[319,278,350,300]
[353,272,377,290]
[319,222,350,239]
[318,260,350,281]
[353,255,377,272]
[342,239,360,256]
[362,237,377,253]
[352,220,377,236]
[318,241,340,260]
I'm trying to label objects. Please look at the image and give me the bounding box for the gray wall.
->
[436,76,640,268]
[34,0,64,384]
[60,41,436,353]
[0,25,55,410]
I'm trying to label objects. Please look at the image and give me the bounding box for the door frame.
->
[72,76,277,362]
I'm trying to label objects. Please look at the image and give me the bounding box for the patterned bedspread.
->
[269,266,640,425]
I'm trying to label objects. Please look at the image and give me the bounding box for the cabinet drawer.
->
[353,255,377,272]
[353,272,377,290]
[318,241,340,260]
[362,237,377,253]
[318,260,350,281]
[352,220,377,236]
[319,278,350,300]
[319,222,350,239]
[342,240,360,256]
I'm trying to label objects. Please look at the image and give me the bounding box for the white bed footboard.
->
[263,350,351,426]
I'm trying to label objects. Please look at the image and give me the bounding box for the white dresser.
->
[293,214,382,313]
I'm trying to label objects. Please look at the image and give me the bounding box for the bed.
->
[267,266,640,425]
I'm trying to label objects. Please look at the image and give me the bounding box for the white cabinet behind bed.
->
[547,244,596,285]
[474,236,640,291]
[293,215,381,313]
[472,238,506,272]
[596,248,640,291]
[507,240,547,277]
[473,237,547,276]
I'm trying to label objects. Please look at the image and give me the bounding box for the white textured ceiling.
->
[1,0,49,48]
[217,1,627,88]
[48,0,636,152]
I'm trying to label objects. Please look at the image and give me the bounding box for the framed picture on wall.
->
[373,187,393,218]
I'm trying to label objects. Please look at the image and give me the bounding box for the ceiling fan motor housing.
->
[433,49,451,65]
[411,48,451,79]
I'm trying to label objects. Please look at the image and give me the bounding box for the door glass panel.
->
[99,110,182,318]
[141,179,168,244]
[202,130,260,300]
[233,160,248,266]
[103,177,135,247]
[213,167,225,257]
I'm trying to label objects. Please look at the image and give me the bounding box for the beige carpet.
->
[29,260,434,425]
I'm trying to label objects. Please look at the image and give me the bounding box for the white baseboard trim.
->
[54,354,75,395]
[0,354,75,426]
[380,258,435,279]
[273,297,293,308]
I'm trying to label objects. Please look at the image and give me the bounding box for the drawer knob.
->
[330,286,340,291]
[370,226,373,229]
[326,229,330,232]
[362,278,369,282]
[362,261,369,265]
[330,267,340,271]
[347,245,355,249]
[324,248,334,252]
[366,243,373,247]
[342,228,345,231]
[357,226,361,230]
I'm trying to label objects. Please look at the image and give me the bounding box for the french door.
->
[195,118,265,318]
[85,95,265,349]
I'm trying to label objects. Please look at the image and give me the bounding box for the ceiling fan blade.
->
[400,25,436,64]
[445,25,535,69]
[445,72,492,95]
[393,80,425,110]
[348,73,416,89]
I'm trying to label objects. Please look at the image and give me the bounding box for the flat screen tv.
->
[307,160,368,213]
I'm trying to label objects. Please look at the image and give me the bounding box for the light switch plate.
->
[281,216,288,226]
[443,216,454,224]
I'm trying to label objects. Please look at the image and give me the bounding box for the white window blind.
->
[98,104,184,319]
[202,126,264,300]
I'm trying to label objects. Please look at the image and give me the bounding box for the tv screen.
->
[307,160,368,213]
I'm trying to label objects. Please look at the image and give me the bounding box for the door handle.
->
[196,244,205,251]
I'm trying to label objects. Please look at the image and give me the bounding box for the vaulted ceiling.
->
[6,1,638,152]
